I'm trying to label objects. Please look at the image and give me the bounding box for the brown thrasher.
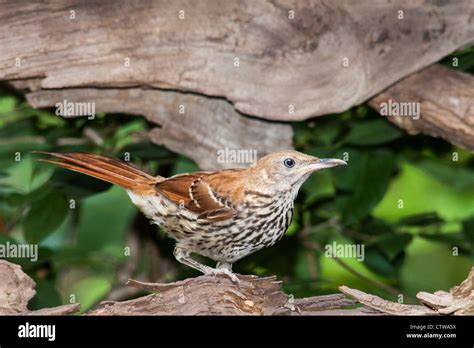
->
[38,151,346,281]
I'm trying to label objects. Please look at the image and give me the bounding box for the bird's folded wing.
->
[155,170,245,222]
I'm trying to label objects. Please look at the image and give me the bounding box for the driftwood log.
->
[0,261,79,315]
[1,0,473,119]
[1,0,474,166]
[369,64,474,151]
[0,260,472,316]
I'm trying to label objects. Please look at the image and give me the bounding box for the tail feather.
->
[36,152,160,194]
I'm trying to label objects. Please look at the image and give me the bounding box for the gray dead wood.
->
[0,260,80,315]
[339,267,474,316]
[339,285,437,316]
[369,64,474,151]
[1,260,472,315]
[0,0,473,120]
[91,275,362,315]
[416,267,474,315]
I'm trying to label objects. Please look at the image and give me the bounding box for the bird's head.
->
[249,150,346,194]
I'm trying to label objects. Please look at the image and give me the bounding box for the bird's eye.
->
[283,158,295,168]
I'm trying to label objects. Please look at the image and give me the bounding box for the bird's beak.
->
[307,158,347,172]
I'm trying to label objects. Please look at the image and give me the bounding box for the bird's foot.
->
[206,268,241,286]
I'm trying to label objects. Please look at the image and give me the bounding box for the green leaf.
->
[359,218,395,236]
[397,212,443,226]
[68,276,111,313]
[363,249,398,277]
[112,119,147,151]
[121,141,173,160]
[172,156,200,175]
[343,119,402,146]
[0,117,36,137]
[417,159,474,190]
[341,150,395,223]
[366,233,413,261]
[32,108,66,128]
[419,232,471,252]
[332,148,364,191]
[285,219,300,236]
[0,156,53,195]
[310,123,341,147]
[373,162,474,222]
[0,96,17,114]
[77,186,135,250]
[302,170,335,204]
[355,105,369,118]
[23,190,69,244]
[50,169,112,199]
[401,237,473,295]
[442,48,474,72]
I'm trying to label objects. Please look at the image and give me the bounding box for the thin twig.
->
[82,126,104,146]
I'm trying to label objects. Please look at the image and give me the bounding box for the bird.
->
[37,150,346,282]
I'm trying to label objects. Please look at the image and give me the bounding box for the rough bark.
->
[1,0,473,120]
[0,260,80,315]
[1,260,472,316]
[0,261,35,314]
[416,267,474,315]
[340,267,474,316]
[339,286,437,316]
[368,64,474,151]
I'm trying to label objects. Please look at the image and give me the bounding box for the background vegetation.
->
[0,48,473,312]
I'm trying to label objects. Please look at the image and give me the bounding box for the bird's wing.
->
[155,169,245,222]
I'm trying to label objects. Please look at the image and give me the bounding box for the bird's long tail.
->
[36,152,160,194]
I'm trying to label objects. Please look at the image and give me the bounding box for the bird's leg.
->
[216,261,233,271]
[214,262,240,285]
[173,246,214,274]
[213,261,240,284]
[209,268,240,284]
[213,261,238,280]
[173,247,240,284]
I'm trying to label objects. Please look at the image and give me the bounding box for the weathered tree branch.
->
[416,267,474,315]
[1,0,473,120]
[339,286,437,316]
[1,260,472,316]
[369,64,474,151]
[0,260,80,315]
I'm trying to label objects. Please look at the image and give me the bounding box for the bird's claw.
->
[206,268,241,286]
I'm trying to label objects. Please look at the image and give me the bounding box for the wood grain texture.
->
[368,64,474,151]
[339,285,437,316]
[2,260,472,315]
[1,0,473,120]
[0,260,80,315]
[92,275,365,315]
